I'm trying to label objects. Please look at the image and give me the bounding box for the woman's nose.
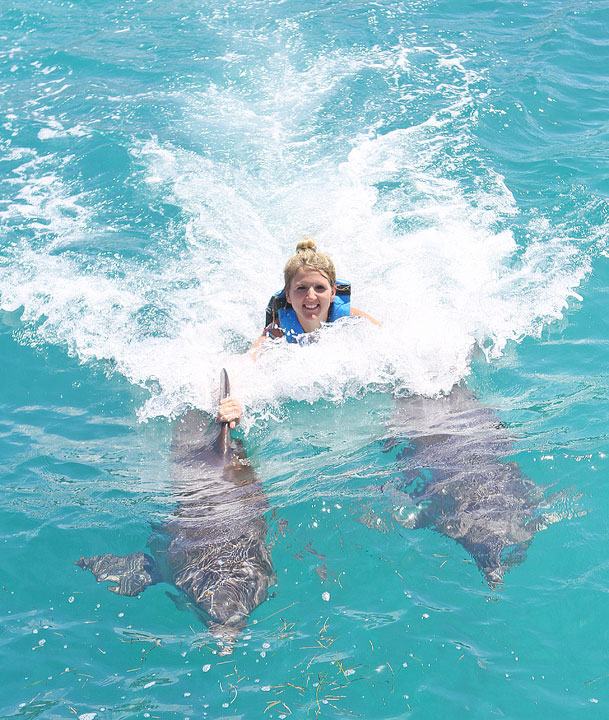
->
[305,287,316,299]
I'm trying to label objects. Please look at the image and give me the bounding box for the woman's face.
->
[285,267,336,333]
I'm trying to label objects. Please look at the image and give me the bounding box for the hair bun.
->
[296,237,317,253]
[284,237,336,287]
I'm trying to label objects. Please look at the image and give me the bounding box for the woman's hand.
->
[217,396,242,430]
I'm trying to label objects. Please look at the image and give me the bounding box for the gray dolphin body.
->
[76,371,274,650]
[368,385,557,588]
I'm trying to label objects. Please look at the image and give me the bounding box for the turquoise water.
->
[1,0,609,717]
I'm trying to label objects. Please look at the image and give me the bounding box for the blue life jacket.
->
[264,281,351,343]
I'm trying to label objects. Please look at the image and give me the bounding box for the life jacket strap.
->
[264,281,351,329]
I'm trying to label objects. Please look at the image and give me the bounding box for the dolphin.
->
[358,385,562,588]
[76,370,275,652]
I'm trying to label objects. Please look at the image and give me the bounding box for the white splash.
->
[0,39,593,424]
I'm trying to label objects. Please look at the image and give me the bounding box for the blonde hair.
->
[283,238,336,289]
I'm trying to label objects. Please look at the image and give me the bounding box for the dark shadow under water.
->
[76,406,275,654]
[355,385,567,588]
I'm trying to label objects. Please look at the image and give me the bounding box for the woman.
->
[218,238,380,427]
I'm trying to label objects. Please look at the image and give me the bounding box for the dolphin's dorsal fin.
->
[218,368,232,460]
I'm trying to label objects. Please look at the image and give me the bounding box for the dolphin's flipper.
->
[75,552,159,596]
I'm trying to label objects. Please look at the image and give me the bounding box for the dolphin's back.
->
[382,385,548,588]
[171,368,235,469]
[165,370,274,641]
[168,371,267,539]
[76,369,274,653]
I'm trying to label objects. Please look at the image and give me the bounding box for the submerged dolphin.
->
[359,385,562,588]
[76,370,275,652]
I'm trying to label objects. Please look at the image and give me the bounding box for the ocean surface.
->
[1,0,609,717]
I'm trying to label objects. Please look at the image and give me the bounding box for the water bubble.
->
[322,592,330,602]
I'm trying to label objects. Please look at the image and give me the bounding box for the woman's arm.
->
[217,326,278,426]
[351,306,382,326]
[249,324,283,361]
